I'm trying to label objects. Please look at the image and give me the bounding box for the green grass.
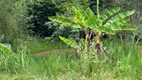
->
[12,36,69,54]
[27,40,67,53]
[0,40,142,79]
[16,36,70,53]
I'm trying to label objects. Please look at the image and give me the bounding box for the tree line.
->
[0,0,141,43]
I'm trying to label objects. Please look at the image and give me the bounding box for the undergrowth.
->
[0,40,142,80]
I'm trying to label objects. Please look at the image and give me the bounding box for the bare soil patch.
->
[33,46,142,56]
[137,46,142,54]
[33,49,76,56]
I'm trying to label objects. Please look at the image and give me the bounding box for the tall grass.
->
[103,40,142,79]
[12,35,68,54]
[0,40,142,80]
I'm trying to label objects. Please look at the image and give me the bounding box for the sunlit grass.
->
[0,40,142,79]
[27,40,65,53]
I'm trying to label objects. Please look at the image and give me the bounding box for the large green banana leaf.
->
[48,16,80,28]
[59,36,80,49]
[105,10,135,25]
[49,6,136,36]
[100,7,120,21]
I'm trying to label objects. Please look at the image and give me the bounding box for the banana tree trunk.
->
[95,32,103,53]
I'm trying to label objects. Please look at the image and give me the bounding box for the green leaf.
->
[88,23,116,35]
[73,7,88,27]
[98,26,116,35]
[71,6,78,15]
[59,36,80,49]
[104,18,130,28]
[112,25,136,31]
[0,43,14,54]
[85,7,102,28]
[106,10,135,24]
[102,10,136,32]
[86,7,96,19]
[100,7,120,21]
[48,16,81,28]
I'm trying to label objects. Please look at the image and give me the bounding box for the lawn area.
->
[27,38,142,56]
[0,41,142,79]
[26,40,69,53]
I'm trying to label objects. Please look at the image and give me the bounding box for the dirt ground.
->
[137,46,142,54]
[33,49,76,56]
[33,47,142,56]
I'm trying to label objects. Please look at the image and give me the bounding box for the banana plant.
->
[49,6,136,53]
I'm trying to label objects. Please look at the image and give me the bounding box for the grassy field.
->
[27,40,67,53]
[0,39,142,80]
[15,36,69,54]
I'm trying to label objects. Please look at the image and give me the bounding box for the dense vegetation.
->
[0,0,142,79]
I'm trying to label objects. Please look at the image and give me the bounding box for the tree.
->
[52,0,89,12]
[49,4,136,53]
[27,0,90,39]
[26,0,58,37]
[0,0,28,43]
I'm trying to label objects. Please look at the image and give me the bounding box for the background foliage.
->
[0,0,28,43]
[112,0,142,41]
[26,0,58,37]
[0,0,142,42]
[0,0,142,79]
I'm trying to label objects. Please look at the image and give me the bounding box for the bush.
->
[26,1,58,37]
[0,0,28,43]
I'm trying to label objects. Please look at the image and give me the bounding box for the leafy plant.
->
[49,0,136,53]
[0,43,14,54]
